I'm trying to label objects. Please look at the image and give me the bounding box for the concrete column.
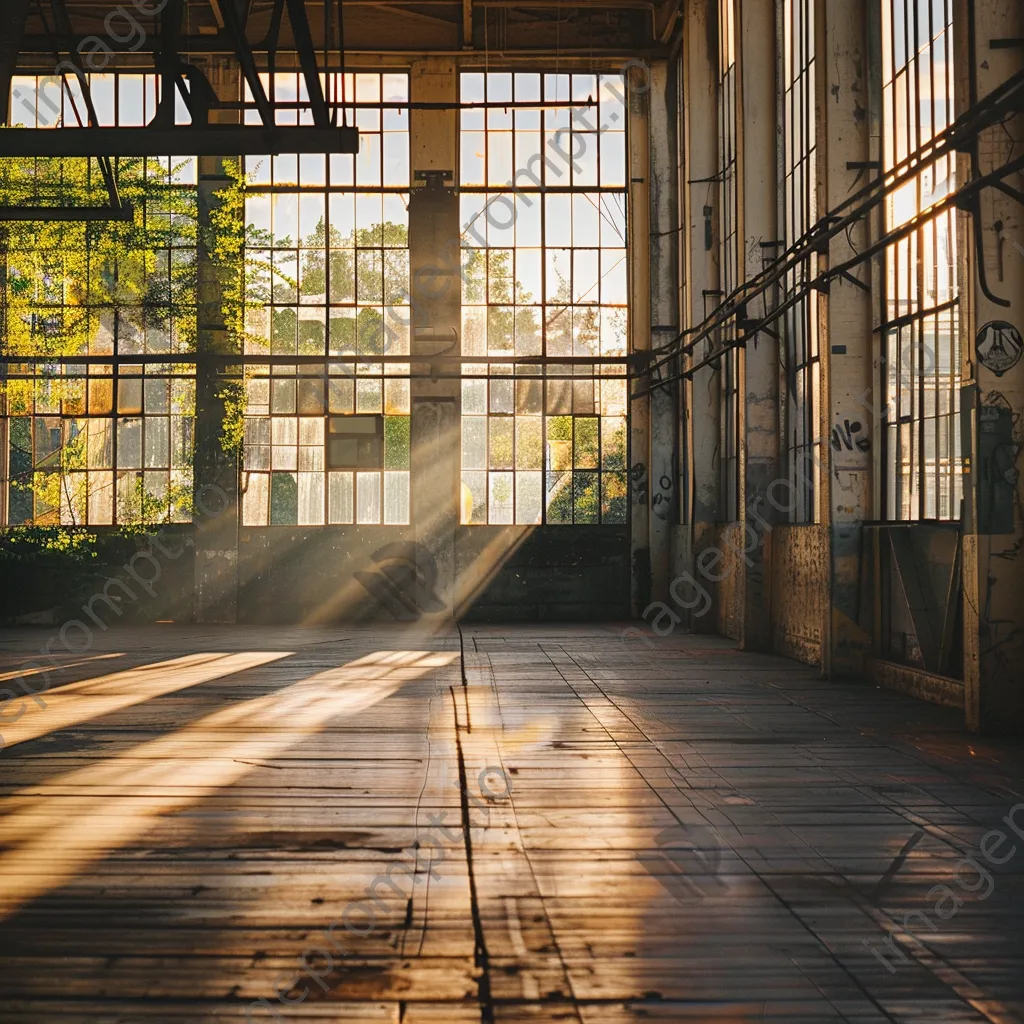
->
[648,59,681,606]
[682,0,722,631]
[736,0,779,651]
[822,0,874,676]
[193,57,241,623]
[408,58,460,621]
[958,0,1024,732]
[0,228,8,528]
[629,69,653,614]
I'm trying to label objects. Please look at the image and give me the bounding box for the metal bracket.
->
[414,170,455,191]
[956,192,1012,308]
[837,269,871,293]
[1,0,357,165]
[847,160,882,189]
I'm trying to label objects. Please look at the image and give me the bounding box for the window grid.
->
[781,0,820,523]
[4,74,197,526]
[241,72,412,526]
[458,72,629,525]
[881,0,961,521]
[719,0,740,522]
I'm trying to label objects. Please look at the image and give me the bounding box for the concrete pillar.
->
[193,57,240,623]
[648,59,681,606]
[823,0,874,676]
[736,0,779,650]
[629,68,653,614]
[958,0,1024,732]
[408,58,460,621]
[0,228,8,528]
[682,0,723,631]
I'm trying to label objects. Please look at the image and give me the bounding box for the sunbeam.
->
[0,649,456,919]
[0,652,293,751]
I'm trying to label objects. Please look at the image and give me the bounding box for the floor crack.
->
[449,670,494,1024]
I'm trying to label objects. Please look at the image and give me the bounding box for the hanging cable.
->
[639,66,1024,383]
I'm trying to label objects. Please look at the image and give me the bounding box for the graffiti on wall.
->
[976,320,1023,377]
[651,473,673,522]
[830,417,871,454]
[979,391,1024,533]
[630,462,649,508]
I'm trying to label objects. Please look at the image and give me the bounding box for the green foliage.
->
[0,526,97,563]
[270,471,298,525]
[0,154,198,369]
[547,415,572,442]
[217,379,247,456]
[544,418,627,524]
[207,160,249,352]
[574,418,600,467]
[115,475,195,535]
[0,152,200,528]
[384,416,410,470]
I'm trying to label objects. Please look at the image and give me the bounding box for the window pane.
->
[458,72,628,524]
[383,472,409,524]
[329,471,354,524]
[356,471,381,524]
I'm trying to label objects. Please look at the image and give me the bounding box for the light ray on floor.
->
[0,652,292,751]
[0,649,457,919]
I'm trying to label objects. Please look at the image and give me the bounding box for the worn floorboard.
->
[0,624,1022,1023]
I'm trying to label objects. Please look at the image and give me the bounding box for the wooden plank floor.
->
[1,624,1023,1023]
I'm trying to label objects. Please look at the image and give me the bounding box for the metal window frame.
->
[456,69,630,527]
[879,0,961,523]
[718,0,740,523]
[3,72,198,526]
[238,70,413,528]
[778,0,821,525]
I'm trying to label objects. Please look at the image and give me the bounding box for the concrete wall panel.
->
[770,524,828,668]
[712,523,744,641]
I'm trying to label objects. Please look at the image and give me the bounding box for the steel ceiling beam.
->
[219,0,275,126]
[0,124,359,156]
[0,0,32,125]
[284,0,331,128]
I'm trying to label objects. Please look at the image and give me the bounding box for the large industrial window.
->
[241,72,411,526]
[2,75,197,526]
[881,0,960,521]
[718,0,740,521]
[458,71,628,525]
[780,0,820,523]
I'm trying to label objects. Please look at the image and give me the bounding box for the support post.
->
[629,65,653,615]
[409,58,460,622]
[0,227,8,528]
[648,59,681,606]
[958,0,1024,732]
[824,0,874,676]
[737,0,779,651]
[682,0,722,631]
[193,58,241,623]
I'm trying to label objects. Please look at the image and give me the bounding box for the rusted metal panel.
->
[713,523,744,641]
[871,658,964,710]
[867,523,963,680]
[770,524,828,668]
